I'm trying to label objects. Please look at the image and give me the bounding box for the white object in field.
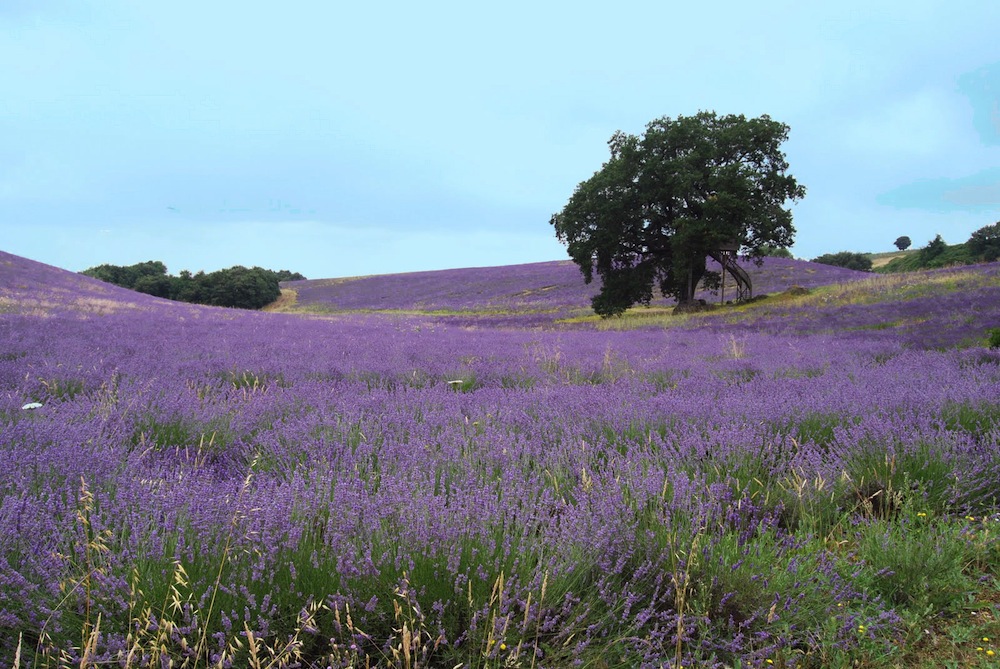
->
[21,402,43,410]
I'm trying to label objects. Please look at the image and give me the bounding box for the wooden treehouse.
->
[707,240,752,303]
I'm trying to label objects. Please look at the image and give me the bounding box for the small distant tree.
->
[968,222,1000,262]
[811,251,872,272]
[893,236,912,251]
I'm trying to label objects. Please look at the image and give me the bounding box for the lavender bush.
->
[1,250,998,668]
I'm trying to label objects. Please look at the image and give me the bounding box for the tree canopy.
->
[550,111,805,316]
[893,236,912,251]
[919,234,948,264]
[968,221,1000,262]
[758,245,794,258]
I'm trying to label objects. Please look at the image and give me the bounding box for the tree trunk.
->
[676,256,707,304]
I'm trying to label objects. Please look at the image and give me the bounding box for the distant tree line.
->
[811,251,873,271]
[811,221,1000,273]
[82,261,305,309]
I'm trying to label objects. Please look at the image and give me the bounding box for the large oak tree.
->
[550,111,805,316]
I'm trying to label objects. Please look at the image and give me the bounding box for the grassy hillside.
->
[1,250,999,668]
[876,242,977,273]
[867,250,913,268]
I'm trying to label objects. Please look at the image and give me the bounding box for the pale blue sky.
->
[2,0,998,279]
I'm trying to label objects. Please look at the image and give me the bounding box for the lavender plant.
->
[1,250,999,667]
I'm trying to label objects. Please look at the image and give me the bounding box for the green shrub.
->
[988,328,1000,349]
[812,251,873,271]
[851,513,978,613]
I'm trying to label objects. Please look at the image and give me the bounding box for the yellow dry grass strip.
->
[262,288,299,312]
[869,251,911,268]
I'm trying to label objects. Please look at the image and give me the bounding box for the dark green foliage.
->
[82,260,168,287]
[273,269,307,282]
[989,328,1000,349]
[173,270,206,303]
[967,221,1000,262]
[914,235,973,269]
[758,244,793,258]
[196,266,281,309]
[132,273,174,299]
[893,235,911,251]
[811,251,873,271]
[550,110,805,316]
[920,234,948,264]
[81,262,305,309]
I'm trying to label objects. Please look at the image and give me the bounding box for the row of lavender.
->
[1,252,999,667]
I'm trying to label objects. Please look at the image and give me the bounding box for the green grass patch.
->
[940,401,1000,435]
[224,369,290,391]
[36,377,87,402]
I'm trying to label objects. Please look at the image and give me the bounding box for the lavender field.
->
[283,258,868,326]
[1,250,999,668]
